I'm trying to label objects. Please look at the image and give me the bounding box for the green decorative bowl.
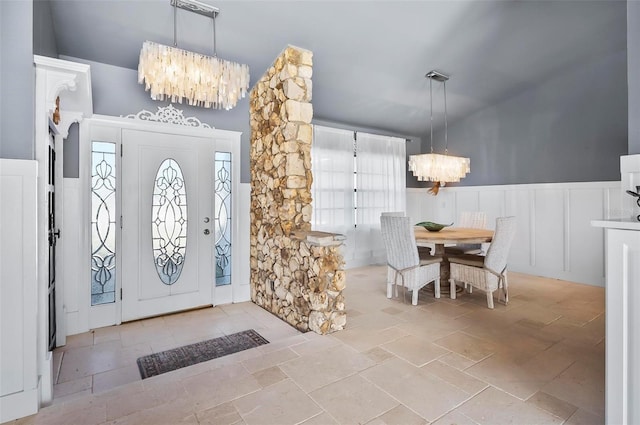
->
[415,221,453,232]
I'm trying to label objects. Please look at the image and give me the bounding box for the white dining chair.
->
[445,211,487,255]
[380,215,442,305]
[448,216,516,309]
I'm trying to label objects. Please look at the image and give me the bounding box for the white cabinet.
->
[592,219,640,425]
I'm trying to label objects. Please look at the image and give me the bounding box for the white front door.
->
[121,129,213,322]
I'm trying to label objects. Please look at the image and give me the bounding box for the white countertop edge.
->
[591,219,640,231]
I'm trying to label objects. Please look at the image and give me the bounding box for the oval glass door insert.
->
[152,158,187,285]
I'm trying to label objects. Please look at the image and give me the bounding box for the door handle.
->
[203,229,210,235]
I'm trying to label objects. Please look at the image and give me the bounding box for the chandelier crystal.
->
[409,70,470,187]
[138,0,249,110]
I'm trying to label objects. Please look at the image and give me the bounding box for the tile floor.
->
[12,266,605,424]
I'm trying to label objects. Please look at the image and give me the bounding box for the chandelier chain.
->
[429,77,434,153]
[212,11,217,57]
[444,80,448,154]
[173,1,177,47]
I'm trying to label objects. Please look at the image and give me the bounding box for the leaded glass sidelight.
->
[152,159,187,285]
[91,141,117,305]
[215,152,232,286]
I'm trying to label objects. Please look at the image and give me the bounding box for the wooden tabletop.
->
[414,227,494,245]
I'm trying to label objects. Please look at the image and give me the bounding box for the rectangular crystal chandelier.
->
[409,71,470,188]
[138,0,250,110]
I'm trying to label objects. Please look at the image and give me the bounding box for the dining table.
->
[414,226,494,294]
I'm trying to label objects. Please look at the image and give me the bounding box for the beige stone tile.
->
[60,332,94,350]
[375,404,427,425]
[57,341,130,383]
[361,357,471,422]
[433,331,496,362]
[93,363,141,394]
[119,322,172,347]
[104,386,161,421]
[541,357,605,418]
[394,318,465,343]
[422,301,474,318]
[438,352,478,371]
[421,360,488,395]
[181,362,259,411]
[465,353,546,400]
[332,326,408,352]
[279,344,375,392]
[300,412,339,424]
[364,346,396,363]
[106,397,198,425]
[233,379,322,425]
[345,311,406,331]
[92,325,122,345]
[382,306,405,315]
[381,335,449,367]
[241,347,299,373]
[526,391,578,421]
[196,402,244,425]
[50,388,94,406]
[457,387,563,424]
[53,375,92,398]
[33,402,106,425]
[252,366,288,388]
[288,334,340,356]
[431,410,480,425]
[310,374,398,424]
[565,408,605,425]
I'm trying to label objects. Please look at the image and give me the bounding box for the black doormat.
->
[136,329,269,379]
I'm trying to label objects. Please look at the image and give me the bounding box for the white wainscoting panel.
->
[0,159,39,422]
[407,181,619,286]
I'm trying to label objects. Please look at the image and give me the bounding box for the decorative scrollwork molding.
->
[122,104,214,129]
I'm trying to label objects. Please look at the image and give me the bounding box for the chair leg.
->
[503,273,509,304]
[486,291,494,309]
[412,288,419,306]
[387,281,393,299]
[449,278,456,299]
[434,278,441,299]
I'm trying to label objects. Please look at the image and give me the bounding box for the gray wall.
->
[629,0,640,155]
[430,49,628,187]
[33,0,58,58]
[60,56,252,181]
[0,0,35,160]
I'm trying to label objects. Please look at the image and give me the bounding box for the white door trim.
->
[76,114,241,330]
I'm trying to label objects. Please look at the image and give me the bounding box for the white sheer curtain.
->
[355,132,406,265]
[311,125,406,268]
[311,125,356,263]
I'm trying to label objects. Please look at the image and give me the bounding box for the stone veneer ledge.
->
[249,45,346,334]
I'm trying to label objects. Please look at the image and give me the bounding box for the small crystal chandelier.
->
[138,0,250,110]
[409,71,470,192]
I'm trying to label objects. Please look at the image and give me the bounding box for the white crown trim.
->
[122,104,214,129]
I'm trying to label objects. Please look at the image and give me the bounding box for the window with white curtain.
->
[311,125,406,268]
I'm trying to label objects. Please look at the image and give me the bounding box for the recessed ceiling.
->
[48,0,627,137]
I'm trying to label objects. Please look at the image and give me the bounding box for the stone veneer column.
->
[249,46,346,334]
